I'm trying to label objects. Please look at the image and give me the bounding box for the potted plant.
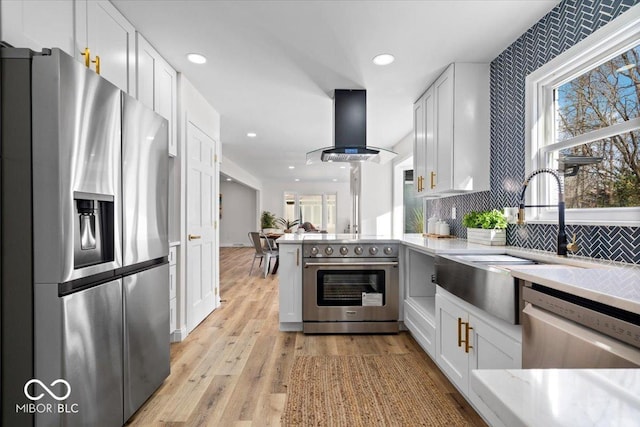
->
[261,211,277,233]
[277,217,300,233]
[462,209,507,245]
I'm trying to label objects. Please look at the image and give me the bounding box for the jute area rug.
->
[281,354,470,426]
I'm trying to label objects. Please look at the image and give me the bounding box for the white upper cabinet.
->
[413,90,427,195]
[1,0,75,55]
[414,63,490,196]
[75,0,136,94]
[136,33,178,156]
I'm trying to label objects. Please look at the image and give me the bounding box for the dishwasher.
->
[522,281,640,368]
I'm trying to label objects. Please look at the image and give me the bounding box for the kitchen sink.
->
[434,254,549,324]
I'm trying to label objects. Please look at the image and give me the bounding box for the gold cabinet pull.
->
[457,317,463,347]
[92,55,101,75]
[81,47,91,68]
[430,171,436,189]
[296,248,299,266]
[188,234,201,241]
[464,324,473,353]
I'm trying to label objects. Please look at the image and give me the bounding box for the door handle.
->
[188,234,201,241]
[430,171,436,189]
[457,317,463,347]
[296,248,299,266]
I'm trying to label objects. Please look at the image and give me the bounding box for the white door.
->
[186,121,218,332]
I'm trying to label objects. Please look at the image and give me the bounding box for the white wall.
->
[391,133,415,237]
[220,180,257,246]
[220,155,263,192]
[261,179,351,233]
[360,161,393,235]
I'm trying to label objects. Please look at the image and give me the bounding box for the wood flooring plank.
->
[128,247,487,427]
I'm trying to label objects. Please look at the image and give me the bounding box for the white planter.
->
[466,228,506,246]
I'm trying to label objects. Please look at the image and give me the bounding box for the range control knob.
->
[339,246,348,256]
[383,246,394,255]
[325,246,334,255]
[310,246,319,256]
[369,246,379,255]
[354,246,363,255]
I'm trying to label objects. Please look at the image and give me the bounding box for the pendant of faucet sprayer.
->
[517,168,573,256]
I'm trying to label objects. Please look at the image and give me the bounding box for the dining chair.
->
[262,234,279,276]
[248,232,278,278]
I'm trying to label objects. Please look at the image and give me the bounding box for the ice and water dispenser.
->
[73,194,115,269]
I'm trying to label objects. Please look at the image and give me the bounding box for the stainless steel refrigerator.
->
[1,47,169,427]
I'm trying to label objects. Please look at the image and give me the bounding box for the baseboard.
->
[170,326,188,343]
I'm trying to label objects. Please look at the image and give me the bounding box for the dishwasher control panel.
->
[523,285,640,349]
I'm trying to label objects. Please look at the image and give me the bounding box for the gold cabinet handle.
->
[464,324,473,353]
[81,47,91,68]
[430,171,436,189]
[188,234,201,241]
[92,55,101,75]
[457,317,463,347]
[296,248,300,266]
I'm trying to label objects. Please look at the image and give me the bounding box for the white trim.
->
[525,4,640,226]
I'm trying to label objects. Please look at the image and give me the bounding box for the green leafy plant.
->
[410,208,424,233]
[261,211,277,229]
[462,209,507,230]
[277,217,300,230]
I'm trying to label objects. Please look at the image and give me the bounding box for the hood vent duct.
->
[307,89,396,164]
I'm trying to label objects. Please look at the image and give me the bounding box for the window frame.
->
[283,191,337,232]
[525,5,640,226]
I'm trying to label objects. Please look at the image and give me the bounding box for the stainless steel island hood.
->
[306,89,396,163]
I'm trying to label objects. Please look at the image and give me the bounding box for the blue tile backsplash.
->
[427,0,640,264]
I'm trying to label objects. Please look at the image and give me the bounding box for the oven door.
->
[302,259,399,323]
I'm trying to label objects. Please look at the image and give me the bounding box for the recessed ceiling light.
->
[294,178,300,182]
[187,53,207,64]
[288,165,295,169]
[332,178,338,182]
[226,178,232,181]
[372,53,395,66]
[247,132,257,138]
[339,166,346,169]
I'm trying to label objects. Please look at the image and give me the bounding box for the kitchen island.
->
[276,233,640,427]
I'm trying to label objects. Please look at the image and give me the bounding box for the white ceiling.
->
[112,0,559,184]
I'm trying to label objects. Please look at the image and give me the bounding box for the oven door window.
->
[316,270,386,306]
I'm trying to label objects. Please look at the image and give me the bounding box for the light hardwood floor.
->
[127,247,486,426]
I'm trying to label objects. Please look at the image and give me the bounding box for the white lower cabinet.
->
[435,287,521,426]
[404,298,436,358]
[278,243,302,330]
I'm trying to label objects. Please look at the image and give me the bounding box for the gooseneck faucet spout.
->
[517,168,569,256]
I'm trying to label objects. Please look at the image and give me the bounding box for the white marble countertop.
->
[278,233,509,254]
[276,233,401,244]
[471,369,640,427]
[508,265,640,314]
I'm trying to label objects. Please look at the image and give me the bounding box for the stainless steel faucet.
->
[517,168,577,256]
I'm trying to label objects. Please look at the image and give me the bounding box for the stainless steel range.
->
[302,241,399,334]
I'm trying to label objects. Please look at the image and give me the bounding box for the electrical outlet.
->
[451,206,456,219]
